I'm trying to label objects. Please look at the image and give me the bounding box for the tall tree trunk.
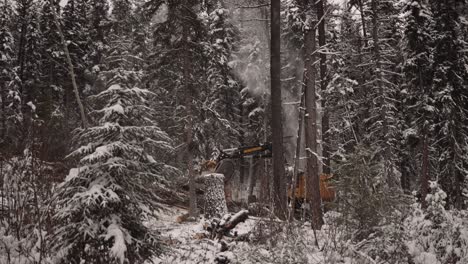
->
[316,0,330,174]
[270,0,286,219]
[184,30,198,218]
[304,17,323,229]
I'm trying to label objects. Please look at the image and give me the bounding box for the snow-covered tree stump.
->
[197,173,228,218]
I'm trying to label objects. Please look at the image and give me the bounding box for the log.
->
[219,210,249,233]
[196,173,228,218]
[205,210,249,239]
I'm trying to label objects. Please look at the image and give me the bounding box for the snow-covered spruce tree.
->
[145,0,241,160]
[0,0,20,153]
[15,1,44,149]
[326,5,364,156]
[199,5,241,157]
[145,0,205,146]
[363,0,403,189]
[430,0,468,209]
[401,0,435,202]
[326,0,412,245]
[52,69,174,263]
[333,0,403,190]
[35,0,73,159]
[88,0,110,66]
[63,0,92,84]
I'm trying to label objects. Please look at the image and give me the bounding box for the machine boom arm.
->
[217,142,272,162]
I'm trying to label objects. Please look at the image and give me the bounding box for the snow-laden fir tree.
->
[401,0,435,203]
[52,68,175,264]
[364,0,403,189]
[430,0,468,209]
[146,0,241,159]
[14,1,43,147]
[63,0,92,82]
[0,0,20,152]
[89,0,109,65]
[198,5,241,157]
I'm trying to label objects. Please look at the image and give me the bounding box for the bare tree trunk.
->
[50,0,88,129]
[316,0,330,175]
[304,17,323,229]
[184,31,198,218]
[270,0,287,219]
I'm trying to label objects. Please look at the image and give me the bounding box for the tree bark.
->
[304,17,323,229]
[184,29,198,218]
[50,0,88,129]
[316,0,330,174]
[270,0,287,219]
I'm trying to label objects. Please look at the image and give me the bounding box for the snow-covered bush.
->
[335,144,395,239]
[236,221,318,263]
[406,182,468,264]
[320,209,412,264]
[51,69,176,264]
[327,144,414,263]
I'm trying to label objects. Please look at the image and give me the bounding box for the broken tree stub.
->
[197,173,228,218]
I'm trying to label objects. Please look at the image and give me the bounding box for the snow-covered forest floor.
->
[147,206,327,264]
[144,187,468,264]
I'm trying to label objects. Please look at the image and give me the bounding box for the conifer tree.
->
[52,68,174,264]
[148,0,242,153]
[0,1,19,151]
[402,0,434,205]
[430,0,468,209]
[202,5,241,155]
[89,0,109,66]
[63,0,91,80]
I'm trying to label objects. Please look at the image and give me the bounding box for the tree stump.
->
[197,173,228,218]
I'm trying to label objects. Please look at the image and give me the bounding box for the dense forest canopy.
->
[0,0,467,263]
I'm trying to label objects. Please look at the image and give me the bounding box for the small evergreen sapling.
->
[52,69,174,264]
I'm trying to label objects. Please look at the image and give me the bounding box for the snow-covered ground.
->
[146,206,328,264]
